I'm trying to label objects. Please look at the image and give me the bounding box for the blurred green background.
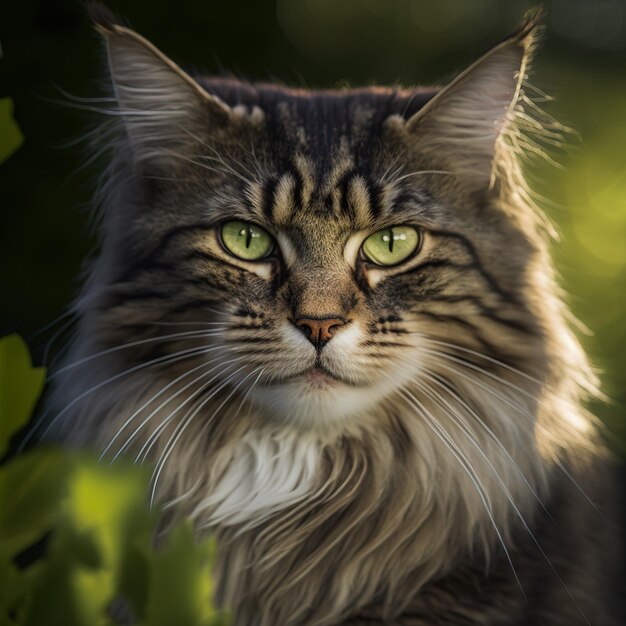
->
[0,0,624,452]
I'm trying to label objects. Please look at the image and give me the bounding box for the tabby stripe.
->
[233,307,264,319]
[362,340,408,348]
[392,190,427,210]
[367,180,382,220]
[409,259,473,274]
[117,222,214,283]
[183,248,222,264]
[414,291,535,335]
[227,323,271,330]
[337,169,357,219]
[428,230,519,304]
[288,166,304,212]
[169,299,225,314]
[120,259,225,292]
[409,257,526,324]
[261,176,279,222]
[416,310,502,355]
[182,248,254,278]
[230,336,273,344]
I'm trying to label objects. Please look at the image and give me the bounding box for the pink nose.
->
[294,318,346,349]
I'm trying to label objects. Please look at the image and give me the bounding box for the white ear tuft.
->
[406,11,542,188]
[93,15,232,167]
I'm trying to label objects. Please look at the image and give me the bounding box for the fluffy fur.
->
[46,7,623,625]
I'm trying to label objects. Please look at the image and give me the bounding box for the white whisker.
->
[49,328,228,378]
[102,353,242,461]
[397,386,525,595]
[423,371,550,517]
[149,364,259,506]
[35,344,224,444]
[130,356,248,463]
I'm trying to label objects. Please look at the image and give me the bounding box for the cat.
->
[47,4,624,625]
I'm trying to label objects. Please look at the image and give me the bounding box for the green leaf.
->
[20,461,154,626]
[0,552,32,625]
[142,522,226,626]
[0,449,72,556]
[0,334,46,457]
[0,98,23,165]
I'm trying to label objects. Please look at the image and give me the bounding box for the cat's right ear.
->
[89,4,233,168]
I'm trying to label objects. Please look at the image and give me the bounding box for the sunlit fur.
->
[47,8,622,626]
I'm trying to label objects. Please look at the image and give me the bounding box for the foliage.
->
[0,98,23,165]
[0,335,229,626]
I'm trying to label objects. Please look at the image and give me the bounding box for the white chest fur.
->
[191,429,321,529]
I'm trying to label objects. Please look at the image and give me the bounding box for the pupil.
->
[245,225,252,248]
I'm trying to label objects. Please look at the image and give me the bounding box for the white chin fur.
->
[254,380,381,426]
[252,320,425,428]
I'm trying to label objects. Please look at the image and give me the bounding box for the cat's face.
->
[96,105,541,432]
[80,16,546,435]
[168,143,435,426]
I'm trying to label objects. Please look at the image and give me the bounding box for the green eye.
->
[220,221,274,261]
[361,226,420,266]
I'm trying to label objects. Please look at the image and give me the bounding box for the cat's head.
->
[62,8,591,450]
[47,12,602,614]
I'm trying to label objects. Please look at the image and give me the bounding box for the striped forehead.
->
[244,154,407,230]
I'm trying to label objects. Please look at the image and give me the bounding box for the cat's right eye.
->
[219,221,274,261]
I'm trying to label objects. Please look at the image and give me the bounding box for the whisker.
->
[149,364,258,506]
[408,380,590,623]
[421,352,537,422]
[42,315,77,366]
[161,148,252,187]
[102,353,243,461]
[29,344,225,447]
[391,170,454,185]
[147,320,230,327]
[182,127,261,184]
[420,336,545,387]
[397,385,525,596]
[130,356,248,463]
[418,352,600,514]
[232,367,266,422]
[49,328,228,378]
[420,348,540,405]
[28,309,77,342]
[422,371,551,518]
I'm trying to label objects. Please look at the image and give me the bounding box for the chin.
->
[253,376,385,428]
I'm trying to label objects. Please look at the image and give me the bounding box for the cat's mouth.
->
[270,364,354,387]
[302,366,341,386]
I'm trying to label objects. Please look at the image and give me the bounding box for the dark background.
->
[1,0,625,452]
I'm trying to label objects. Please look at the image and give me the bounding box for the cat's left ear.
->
[90,4,235,167]
[404,11,542,188]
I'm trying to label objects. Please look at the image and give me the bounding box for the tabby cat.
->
[48,5,623,625]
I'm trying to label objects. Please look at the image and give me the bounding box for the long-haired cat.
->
[47,5,623,625]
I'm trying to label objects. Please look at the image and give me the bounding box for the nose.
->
[294,317,346,349]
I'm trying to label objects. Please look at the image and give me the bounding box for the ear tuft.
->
[90,4,233,168]
[86,2,121,33]
[512,7,545,42]
[405,10,544,188]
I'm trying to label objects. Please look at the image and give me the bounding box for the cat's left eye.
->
[219,221,274,261]
[361,226,420,267]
